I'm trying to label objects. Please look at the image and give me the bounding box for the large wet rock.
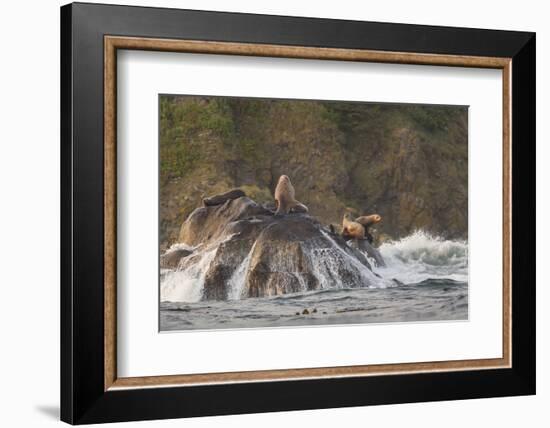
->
[178,196,270,247]
[160,248,193,269]
[165,196,385,301]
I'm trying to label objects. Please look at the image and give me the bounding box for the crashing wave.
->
[161,249,217,303]
[374,230,468,284]
[160,229,468,302]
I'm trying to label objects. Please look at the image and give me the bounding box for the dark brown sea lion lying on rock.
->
[203,189,246,207]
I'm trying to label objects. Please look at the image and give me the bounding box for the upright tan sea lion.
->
[342,212,365,240]
[274,175,309,216]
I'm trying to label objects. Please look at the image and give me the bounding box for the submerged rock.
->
[164,196,385,301]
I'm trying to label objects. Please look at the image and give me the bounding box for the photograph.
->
[159,95,469,331]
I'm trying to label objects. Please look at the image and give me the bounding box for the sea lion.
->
[342,212,365,240]
[354,214,382,227]
[274,175,309,216]
[203,189,246,207]
[354,214,382,244]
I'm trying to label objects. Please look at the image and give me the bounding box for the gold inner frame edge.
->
[104,36,512,391]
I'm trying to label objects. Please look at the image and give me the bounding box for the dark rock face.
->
[350,239,386,267]
[164,196,385,301]
[159,98,468,249]
[178,196,270,247]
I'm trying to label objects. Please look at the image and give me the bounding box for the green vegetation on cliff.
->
[159,95,468,249]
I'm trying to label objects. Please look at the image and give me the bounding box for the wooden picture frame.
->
[61,2,535,424]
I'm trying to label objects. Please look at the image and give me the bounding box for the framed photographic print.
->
[60,2,535,424]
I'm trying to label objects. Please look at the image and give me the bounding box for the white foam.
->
[227,242,256,300]
[164,242,198,254]
[160,229,467,303]
[316,231,390,288]
[160,249,217,302]
[160,234,238,302]
[374,230,468,284]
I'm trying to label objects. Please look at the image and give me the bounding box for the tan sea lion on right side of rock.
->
[274,175,308,216]
[354,214,382,227]
[355,214,382,244]
[342,212,365,240]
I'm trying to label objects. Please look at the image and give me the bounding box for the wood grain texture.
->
[111,357,508,389]
[502,62,512,366]
[104,36,512,390]
[104,37,117,391]
[106,36,510,68]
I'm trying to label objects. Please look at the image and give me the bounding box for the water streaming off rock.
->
[160,228,468,331]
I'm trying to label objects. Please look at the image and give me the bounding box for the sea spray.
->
[165,242,197,253]
[374,230,468,284]
[160,249,217,302]
[161,233,246,302]
[308,247,343,289]
[160,229,468,303]
[318,230,392,288]
[227,242,257,300]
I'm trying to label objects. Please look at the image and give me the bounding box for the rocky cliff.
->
[160,96,468,250]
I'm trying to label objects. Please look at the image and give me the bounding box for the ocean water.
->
[160,231,468,331]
